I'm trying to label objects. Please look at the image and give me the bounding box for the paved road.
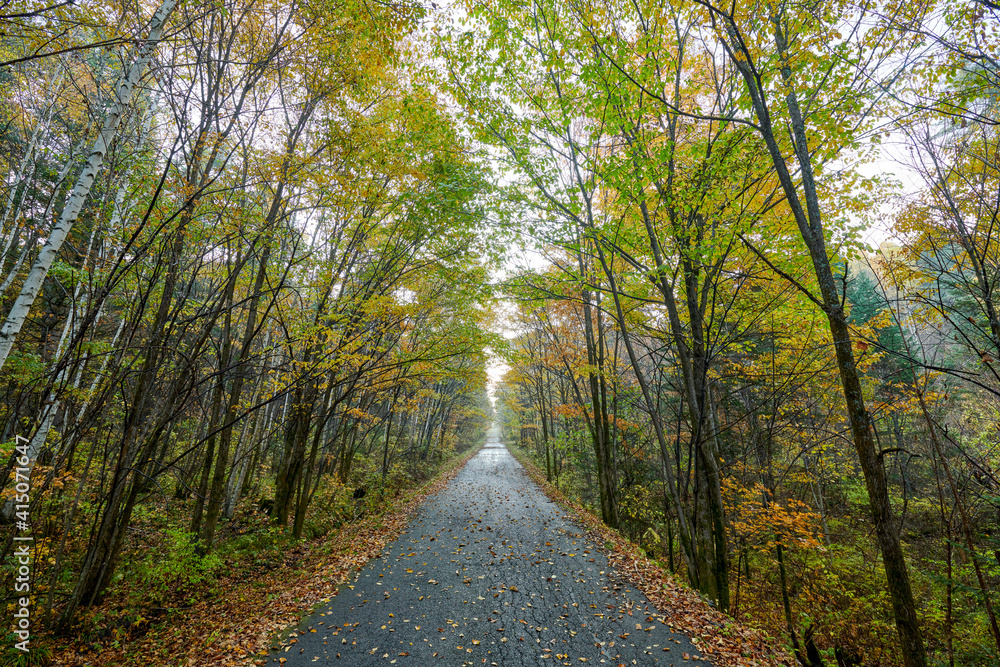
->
[268,439,709,666]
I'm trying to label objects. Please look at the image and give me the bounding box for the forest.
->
[0,0,997,666]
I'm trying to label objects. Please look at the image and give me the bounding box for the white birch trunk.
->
[0,225,101,520]
[74,316,126,427]
[33,221,100,437]
[0,139,83,295]
[0,61,66,251]
[0,0,178,372]
[59,183,128,432]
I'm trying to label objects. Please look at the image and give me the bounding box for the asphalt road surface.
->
[268,437,710,666]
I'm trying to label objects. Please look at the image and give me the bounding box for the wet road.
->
[269,438,709,666]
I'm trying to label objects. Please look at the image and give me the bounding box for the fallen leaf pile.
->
[508,447,795,667]
[50,445,484,667]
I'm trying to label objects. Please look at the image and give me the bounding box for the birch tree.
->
[0,0,178,372]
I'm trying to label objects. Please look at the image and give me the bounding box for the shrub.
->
[134,527,222,603]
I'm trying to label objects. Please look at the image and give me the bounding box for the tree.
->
[0,0,178,371]
[691,3,929,662]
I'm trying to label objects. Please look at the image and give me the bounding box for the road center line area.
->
[268,438,710,666]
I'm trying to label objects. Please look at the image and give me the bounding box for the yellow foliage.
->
[724,478,825,552]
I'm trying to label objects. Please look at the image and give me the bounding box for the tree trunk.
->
[272,382,314,525]
[710,9,927,664]
[0,0,178,371]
